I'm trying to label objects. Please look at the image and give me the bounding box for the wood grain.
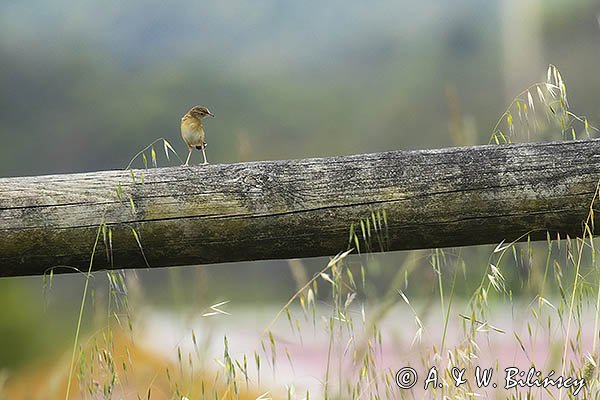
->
[1,139,599,277]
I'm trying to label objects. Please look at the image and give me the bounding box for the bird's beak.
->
[208,111,215,117]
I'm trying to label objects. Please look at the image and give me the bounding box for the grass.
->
[489,64,598,144]
[52,215,600,398]
[64,223,105,400]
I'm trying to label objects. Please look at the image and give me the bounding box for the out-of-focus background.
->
[1,0,599,398]
[1,0,599,178]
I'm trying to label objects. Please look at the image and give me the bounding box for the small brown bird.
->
[180,105,214,166]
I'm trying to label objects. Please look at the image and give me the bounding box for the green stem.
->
[65,223,103,400]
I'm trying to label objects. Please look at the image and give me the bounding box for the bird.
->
[180,105,214,166]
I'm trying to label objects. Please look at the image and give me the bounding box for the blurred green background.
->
[0,0,599,374]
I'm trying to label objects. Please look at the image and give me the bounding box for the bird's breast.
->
[180,118,205,147]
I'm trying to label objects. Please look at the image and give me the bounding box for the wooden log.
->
[1,139,599,277]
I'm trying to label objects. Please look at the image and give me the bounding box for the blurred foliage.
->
[0,279,71,369]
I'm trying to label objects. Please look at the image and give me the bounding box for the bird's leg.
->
[201,146,209,165]
[184,149,192,166]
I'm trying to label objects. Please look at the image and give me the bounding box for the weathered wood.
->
[1,140,599,277]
